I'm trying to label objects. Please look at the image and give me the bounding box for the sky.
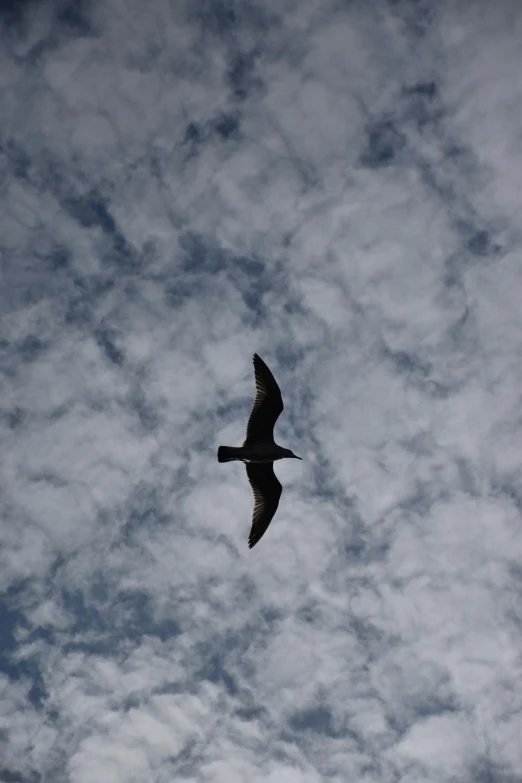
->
[1,0,522,781]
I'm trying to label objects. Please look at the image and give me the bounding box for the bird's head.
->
[286,449,302,460]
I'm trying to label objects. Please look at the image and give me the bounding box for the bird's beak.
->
[294,455,303,460]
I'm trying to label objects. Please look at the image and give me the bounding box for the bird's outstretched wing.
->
[246,462,283,548]
[243,354,284,445]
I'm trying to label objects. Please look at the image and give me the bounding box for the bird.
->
[217,353,302,549]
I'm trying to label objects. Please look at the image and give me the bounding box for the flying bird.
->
[218,353,302,548]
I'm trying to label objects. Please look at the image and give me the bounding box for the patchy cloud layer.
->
[2,0,522,780]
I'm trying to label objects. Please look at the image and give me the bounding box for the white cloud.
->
[1,0,522,781]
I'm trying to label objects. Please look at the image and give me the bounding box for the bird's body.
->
[217,443,295,463]
[217,354,302,548]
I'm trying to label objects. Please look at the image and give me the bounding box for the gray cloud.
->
[1,0,522,780]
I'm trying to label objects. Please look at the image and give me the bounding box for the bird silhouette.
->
[218,353,302,548]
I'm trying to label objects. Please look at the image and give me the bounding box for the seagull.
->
[218,353,302,548]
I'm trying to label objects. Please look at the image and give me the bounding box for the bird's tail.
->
[217,446,244,463]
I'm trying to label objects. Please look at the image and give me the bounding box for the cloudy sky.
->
[2,0,522,780]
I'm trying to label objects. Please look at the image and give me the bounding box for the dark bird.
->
[218,353,302,548]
